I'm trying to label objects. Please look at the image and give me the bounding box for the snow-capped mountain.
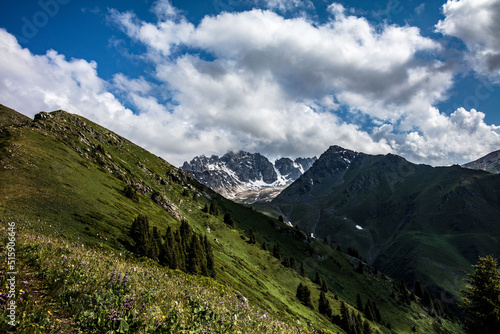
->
[181,151,316,203]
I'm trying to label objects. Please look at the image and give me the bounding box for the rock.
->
[151,192,184,221]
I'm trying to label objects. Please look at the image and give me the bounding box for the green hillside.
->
[0,105,463,333]
[270,145,500,311]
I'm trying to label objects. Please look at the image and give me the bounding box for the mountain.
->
[181,152,316,203]
[0,104,463,333]
[462,149,500,173]
[270,145,500,309]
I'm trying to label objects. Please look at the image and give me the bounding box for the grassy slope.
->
[0,105,463,333]
[270,148,500,304]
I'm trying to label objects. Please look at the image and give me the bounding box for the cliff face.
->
[182,151,316,203]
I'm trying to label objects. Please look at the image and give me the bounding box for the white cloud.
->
[1,0,500,167]
[436,0,500,80]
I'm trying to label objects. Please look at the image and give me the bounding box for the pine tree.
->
[321,278,328,293]
[300,262,305,277]
[123,185,139,202]
[209,202,219,216]
[318,291,332,318]
[129,214,151,257]
[315,271,321,285]
[223,213,235,228]
[356,293,364,312]
[296,283,313,308]
[248,227,256,244]
[415,280,424,299]
[273,244,282,261]
[340,301,352,332]
[150,226,162,262]
[364,300,375,321]
[461,255,500,334]
[203,235,215,278]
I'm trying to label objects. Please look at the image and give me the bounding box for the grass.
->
[0,105,466,333]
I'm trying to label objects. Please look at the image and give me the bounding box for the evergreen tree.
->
[364,300,375,322]
[415,280,424,299]
[187,234,204,275]
[318,291,332,318]
[223,213,235,228]
[209,202,219,216]
[461,255,500,334]
[300,262,305,277]
[356,293,364,312]
[273,244,282,261]
[150,226,162,262]
[123,185,139,202]
[340,301,352,333]
[203,235,215,278]
[362,320,371,334]
[129,214,151,257]
[248,227,256,244]
[262,242,268,251]
[321,278,328,293]
[315,271,321,285]
[296,283,313,308]
[202,203,208,213]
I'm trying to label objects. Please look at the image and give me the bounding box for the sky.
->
[0,0,499,167]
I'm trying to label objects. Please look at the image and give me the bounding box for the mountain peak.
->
[462,149,500,174]
[182,152,316,203]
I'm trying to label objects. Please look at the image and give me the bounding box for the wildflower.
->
[48,311,52,316]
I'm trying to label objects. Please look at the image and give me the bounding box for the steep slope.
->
[0,105,463,333]
[271,145,500,308]
[182,152,316,203]
[462,149,500,173]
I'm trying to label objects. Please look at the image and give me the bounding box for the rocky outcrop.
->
[151,192,184,221]
[181,151,316,203]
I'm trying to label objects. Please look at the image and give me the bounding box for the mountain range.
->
[462,149,500,174]
[268,145,500,309]
[181,152,316,203]
[0,104,463,333]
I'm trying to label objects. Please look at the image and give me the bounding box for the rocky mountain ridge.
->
[270,144,500,310]
[462,149,500,174]
[182,151,316,203]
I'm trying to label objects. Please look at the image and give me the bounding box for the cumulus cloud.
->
[436,0,500,80]
[1,0,499,167]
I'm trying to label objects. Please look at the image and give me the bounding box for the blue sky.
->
[0,0,499,166]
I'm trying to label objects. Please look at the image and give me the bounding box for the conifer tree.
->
[296,283,313,308]
[356,293,364,312]
[223,213,235,228]
[318,291,332,318]
[315,271,321,285]
[248,227,256,244]
[321,278,328,293]
[461,255,500,334]
[209,202,219,216]
[129,214,151,257]
[414,280,424,299]
[300,262,305,277]
[273,244,282,261]
[150,226,162,262]
[203,235,215,278]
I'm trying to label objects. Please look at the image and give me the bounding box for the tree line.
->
[129,214,215,278]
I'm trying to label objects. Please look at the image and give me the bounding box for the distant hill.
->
[0,104,463,333]
[270,145,500,309]
[462,149,500,174]
[182,152,316,203]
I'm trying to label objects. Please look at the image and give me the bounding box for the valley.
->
[0,104,464,333]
